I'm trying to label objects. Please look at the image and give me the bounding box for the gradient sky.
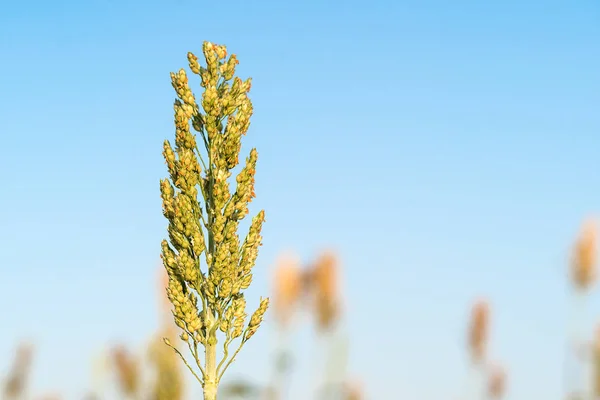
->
[1,0,599,399]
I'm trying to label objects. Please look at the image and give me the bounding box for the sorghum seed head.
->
[161,40,267,386]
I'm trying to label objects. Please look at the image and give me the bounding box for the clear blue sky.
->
[1,0,599,399]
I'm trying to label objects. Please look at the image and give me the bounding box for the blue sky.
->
[1,0,599,398]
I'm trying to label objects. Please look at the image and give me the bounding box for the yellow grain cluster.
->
[160,42,268,398]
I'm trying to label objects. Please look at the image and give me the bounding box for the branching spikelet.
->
[571,218,598,291]
[149,327,185,400]
[245,297,270,341]
[159,41,268,398]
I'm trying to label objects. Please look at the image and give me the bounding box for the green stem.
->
[269,327,292,400]
[216,337,233,376]
[218,338,246,382]
[195,144,208,171]
[164,340,203,384]
[201,122,218,400]
[204,331,218,400]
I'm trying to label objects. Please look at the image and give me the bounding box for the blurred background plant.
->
[75,266,185,400]
[105,267,186,400]
[565,218,598,400]
[2,342,34,400]
[461,298,508,400]
[3,217,599,399]
[220,249,362,400]
[146,268,185,400]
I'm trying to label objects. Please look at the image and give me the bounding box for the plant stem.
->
[202,153,218,400]
[204,331,218,400]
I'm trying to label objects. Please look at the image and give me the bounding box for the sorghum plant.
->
[310,251,349,400]
[2,342,34,400]
[159,41,269,400]
[266,253,304,400]
[310,251,341,332]
[148,326,185,400]
[462,299,509,400]
[111,346,140,398]
[565,218,597,399]
[468,300,489,366]
[268,250,355,400]
[570,218,597,291]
